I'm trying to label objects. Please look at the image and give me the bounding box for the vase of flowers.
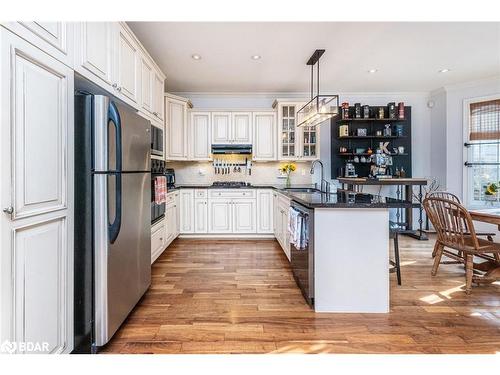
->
[280,163,296,188]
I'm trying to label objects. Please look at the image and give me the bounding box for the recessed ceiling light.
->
[439,68,451,73]
[251,55,262,60]
[191,54,202,60]
[368,69,378,73]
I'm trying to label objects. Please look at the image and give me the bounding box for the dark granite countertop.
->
[167,184,416,209]
[284,190,418,209]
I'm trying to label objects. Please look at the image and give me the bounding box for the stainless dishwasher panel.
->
[290,202,314,307]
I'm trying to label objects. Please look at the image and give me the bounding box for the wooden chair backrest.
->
[427,191,461,204]
[423,196,480,252]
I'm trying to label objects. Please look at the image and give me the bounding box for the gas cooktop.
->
[211,181,251,188]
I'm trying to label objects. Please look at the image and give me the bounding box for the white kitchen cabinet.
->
[276,101,319,161]
[253,112,276,161]
[74,22,115,92]
[151,219,166,264]
[179,189,195,233]
[1,22,74,67]
[190,112,211,160]
[211,112,232,143]
[165,203,176,243]
[116,25,140,105]
[257,189,274,234]
[194,198,208,233]
[0,29,74,353]
[139,54,154,116]
[152,71,165,122]
[166,95,188,160]
[231,112,252,143]
[211,112,252,144]
[208,200,233,233]
[232,199,256,233]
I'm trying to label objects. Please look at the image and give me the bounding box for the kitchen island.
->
[286,190,415,313]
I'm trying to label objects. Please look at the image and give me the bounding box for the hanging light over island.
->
[297,49,339,128]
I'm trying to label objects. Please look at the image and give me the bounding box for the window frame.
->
[463,94,500,209]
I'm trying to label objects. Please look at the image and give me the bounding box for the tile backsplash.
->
[168,160,315,185]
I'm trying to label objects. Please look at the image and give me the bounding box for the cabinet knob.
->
[3,206,13,215]
[116,86,122,92]
[112,83,118,88]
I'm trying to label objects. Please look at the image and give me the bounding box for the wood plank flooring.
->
[101,236,500,354]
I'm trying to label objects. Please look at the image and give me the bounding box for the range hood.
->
[211,144,252,154]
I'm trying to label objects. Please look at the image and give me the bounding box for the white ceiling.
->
[128,22,500,93]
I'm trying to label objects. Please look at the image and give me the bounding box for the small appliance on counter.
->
[345,163,357,177]
[165,168,176,189]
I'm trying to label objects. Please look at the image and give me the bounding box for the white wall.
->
[429,88,447,190]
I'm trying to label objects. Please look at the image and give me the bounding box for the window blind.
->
[469,99,500,141]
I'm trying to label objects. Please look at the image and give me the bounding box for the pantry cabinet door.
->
[211,112,231,143]
[166,98,187,160]
[0,30,74,353]
[232,112,252,144]
[232,199,256,234]
[253,112,276,161]
[116,25,139,105]
[257,190,273,234]
[194,199,208,233]
[76,22,115,91]
[179,189,194,233]
[208,200,232,233]
[190,112,211,160]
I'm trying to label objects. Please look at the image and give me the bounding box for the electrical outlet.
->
[301,168,305,176]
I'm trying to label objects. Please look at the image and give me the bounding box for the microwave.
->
[151,125,164,157]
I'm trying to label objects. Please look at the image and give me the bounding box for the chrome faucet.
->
[310,160,331,194]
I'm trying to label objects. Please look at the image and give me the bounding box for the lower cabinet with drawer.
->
[151,219,166,264]
[178,188,275,236]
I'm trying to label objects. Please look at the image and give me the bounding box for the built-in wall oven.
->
[290,201,314,307]
[151,159,166,224]
[151,125,164,157]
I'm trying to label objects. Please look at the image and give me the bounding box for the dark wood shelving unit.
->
[331,106,412,179]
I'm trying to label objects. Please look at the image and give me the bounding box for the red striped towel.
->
[154,176,167,204]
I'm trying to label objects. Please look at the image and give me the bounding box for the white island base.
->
[314,208,390,313]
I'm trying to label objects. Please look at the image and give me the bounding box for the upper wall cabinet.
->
[74,22,165,115]
[165,94,189,160]
[211,112,252,144]
[189,112,211,160]
[116,25,140,105]
[74,22,115,91]
[275,101,320,161]
[1,22,74,67]
[253,112,277,161]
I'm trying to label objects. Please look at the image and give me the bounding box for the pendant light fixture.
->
[297,49,339,127]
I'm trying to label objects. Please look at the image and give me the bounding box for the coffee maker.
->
[370,152,393,178]
[345,162,357,177]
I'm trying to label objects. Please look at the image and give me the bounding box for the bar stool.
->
[389,221,403,285]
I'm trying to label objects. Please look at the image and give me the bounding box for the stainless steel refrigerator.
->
[73,80,151,353]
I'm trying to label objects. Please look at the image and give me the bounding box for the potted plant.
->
[280,163,296,188]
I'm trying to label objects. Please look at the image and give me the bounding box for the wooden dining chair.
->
[423,196,500,294]
[427,191,495,259]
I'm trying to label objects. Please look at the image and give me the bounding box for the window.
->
[465,97,500,207]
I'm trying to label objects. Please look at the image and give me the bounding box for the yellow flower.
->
[280,163,296,174]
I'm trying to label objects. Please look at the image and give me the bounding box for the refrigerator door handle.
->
[108,102,122,244]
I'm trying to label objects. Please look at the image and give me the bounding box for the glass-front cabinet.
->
[276,100,320,161]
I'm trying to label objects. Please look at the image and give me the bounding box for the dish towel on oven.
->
[154,176,167,204]
[289,207,308,250]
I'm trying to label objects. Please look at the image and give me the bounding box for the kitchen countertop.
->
[168,184,415,209]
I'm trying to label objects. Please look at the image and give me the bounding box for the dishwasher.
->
[290,201,314,307]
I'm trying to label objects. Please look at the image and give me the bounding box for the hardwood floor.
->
[101,236,500,354]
